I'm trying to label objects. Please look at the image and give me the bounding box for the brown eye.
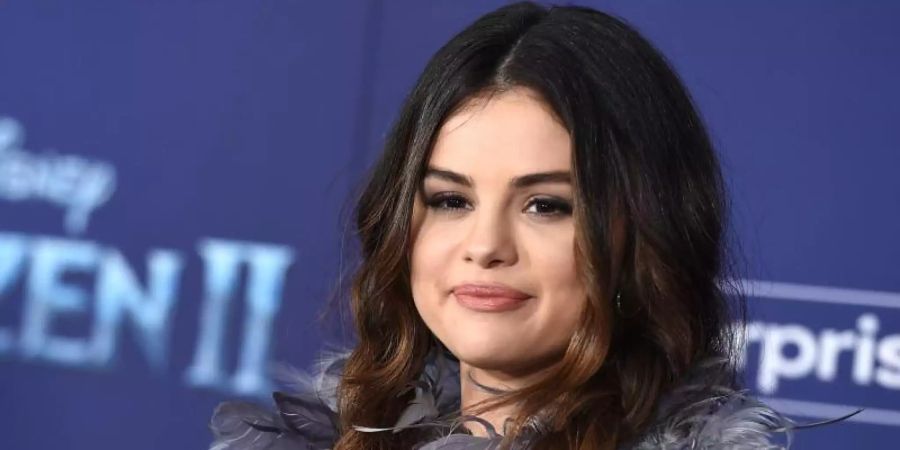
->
[524,197,573,217]
[425,193,472,211]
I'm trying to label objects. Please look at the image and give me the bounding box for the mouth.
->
[451,283,532,312]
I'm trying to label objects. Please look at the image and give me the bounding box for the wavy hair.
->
[332,2,744,449]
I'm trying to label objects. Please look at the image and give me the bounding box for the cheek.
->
[529,225,580,289]
[529,226,586,331]
[409,219,457,321]
[410,222,455,283]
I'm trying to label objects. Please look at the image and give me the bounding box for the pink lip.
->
[452,283,532,312]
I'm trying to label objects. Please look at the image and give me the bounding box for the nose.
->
[463,205,517,268]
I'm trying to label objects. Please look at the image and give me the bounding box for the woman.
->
[209,2,855,449]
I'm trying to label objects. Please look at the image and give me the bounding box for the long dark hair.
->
[333,2,744,449]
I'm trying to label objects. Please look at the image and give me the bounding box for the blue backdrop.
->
[0,1,897,449]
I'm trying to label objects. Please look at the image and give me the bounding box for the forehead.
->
[429,88,571,175]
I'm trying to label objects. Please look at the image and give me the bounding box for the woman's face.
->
[410,87,587,377]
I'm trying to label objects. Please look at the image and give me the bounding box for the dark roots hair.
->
[332,2,744,449]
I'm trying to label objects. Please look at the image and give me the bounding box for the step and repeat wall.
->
[0,1,897,449]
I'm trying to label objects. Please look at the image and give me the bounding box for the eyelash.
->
[424,193,573,218]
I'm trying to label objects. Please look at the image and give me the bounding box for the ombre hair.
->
[332,2,744,449]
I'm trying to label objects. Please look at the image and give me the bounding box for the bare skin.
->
[409,87,587,437]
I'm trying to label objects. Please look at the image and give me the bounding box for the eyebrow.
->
[424,165,571,189]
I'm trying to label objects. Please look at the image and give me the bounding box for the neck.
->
[458,360,556,438]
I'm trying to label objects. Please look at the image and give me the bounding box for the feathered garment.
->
[208,348,859,449]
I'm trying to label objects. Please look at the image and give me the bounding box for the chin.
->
[443,334,534,371]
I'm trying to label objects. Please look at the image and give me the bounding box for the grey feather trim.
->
[208,349,349,450]
[210,350,859,450]
[627,357,862,450]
